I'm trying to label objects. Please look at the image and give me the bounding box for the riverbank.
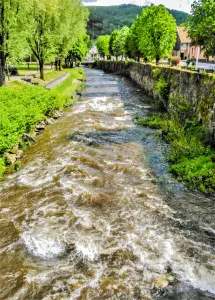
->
[0,67,214,299]
[0,68,84,178]
[94,60,215,193]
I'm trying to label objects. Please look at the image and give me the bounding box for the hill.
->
[87,4,189,39]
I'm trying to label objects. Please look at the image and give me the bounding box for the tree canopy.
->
[188,0,215,58]
[0,0,89,83]
[0,0,30,85]
[138,5,177,63]
[96,35,110,58]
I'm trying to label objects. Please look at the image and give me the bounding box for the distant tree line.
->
[96,1,215,64]
[0,0,90,85]
[96,5,177,64]
[87,4,189,40]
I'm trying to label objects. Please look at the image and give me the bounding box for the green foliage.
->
[136,114,215,193]
[109,30,120,56]
[68,34,91,64]
[135,115,167,129]
[155,77,170,100]
[26,0,89,79]
[124,16,141,60]
[87,4,189,39]
[0,0,31,85]
[108,26,129,58]
[168,56,181,66]
[138,5,177,63]
[96,35,110,57]
[0,158,5,178]
[0,83,70,155]
[188,0,215,58]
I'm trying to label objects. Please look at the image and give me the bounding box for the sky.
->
[83,0,194,13]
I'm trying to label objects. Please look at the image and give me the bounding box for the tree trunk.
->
[55,60,58,71]
[156,56,160,65]
[58,60,62,71]
[64,58,67,67]
[70,58,74,68]
[39,60,44,80]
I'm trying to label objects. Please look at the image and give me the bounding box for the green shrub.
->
[168,56,181,66]
[155,77,170,100]
[0,158,5,178]
[0,83,70,155]
[135,114,215,193]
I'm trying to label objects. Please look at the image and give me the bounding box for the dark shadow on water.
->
[69,128,143,146]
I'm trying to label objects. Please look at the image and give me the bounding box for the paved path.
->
[46,73,69,89]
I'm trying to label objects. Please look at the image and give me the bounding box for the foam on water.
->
[21,228,66,259]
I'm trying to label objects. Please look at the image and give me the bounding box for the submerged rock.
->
[4,153,16,165]
[53,110,63,119]
[45,118,55,125]
[36,123,46,130]
[9,145,19,154]
[16,150,23,159]
[152,273,176,290]
[23,133,36,142]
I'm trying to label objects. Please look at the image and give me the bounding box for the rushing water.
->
[0,68,215,300]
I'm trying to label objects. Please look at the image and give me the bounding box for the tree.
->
[188,0,215,58]
[96,35,110,58]
[117,26,129,58]
[54,0,89,71]
[26,0,88,79]
[109,29,120,57]
[67,34,91,67]
[87,16,104,40]
[26,0,60,79]
[86,5,189,39]
[0,0,30,85]
[124,17,141,61]
[109,27,129,59]
[138,5,177,64]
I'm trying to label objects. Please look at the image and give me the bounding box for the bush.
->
[135,114,215,193]
[155,77,170,101]
[0,83,70,155]
[168,56,181,66]
[172,56,181,66]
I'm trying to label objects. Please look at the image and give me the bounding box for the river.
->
[0,68,215,299]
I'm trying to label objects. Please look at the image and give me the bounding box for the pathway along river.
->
[0,68,215,300]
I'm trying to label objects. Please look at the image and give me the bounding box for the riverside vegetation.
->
[0,68,84,179]
[94,60,215,194]
[135,114,215,193]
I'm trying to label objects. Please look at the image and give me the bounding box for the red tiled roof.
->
[177,27,191,44]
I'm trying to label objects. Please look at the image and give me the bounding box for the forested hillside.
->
[87,4,189,39]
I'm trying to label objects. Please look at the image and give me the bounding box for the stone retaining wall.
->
[95,61,215,142]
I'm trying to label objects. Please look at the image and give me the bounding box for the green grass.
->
[32,70,65,87]
[135,115,215,193]
[55,68,84,96]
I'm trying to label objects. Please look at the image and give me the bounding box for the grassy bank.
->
[32,70,65,87]
[0,67,84,178]
[135,114,215,193]
[55,68,85,96]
